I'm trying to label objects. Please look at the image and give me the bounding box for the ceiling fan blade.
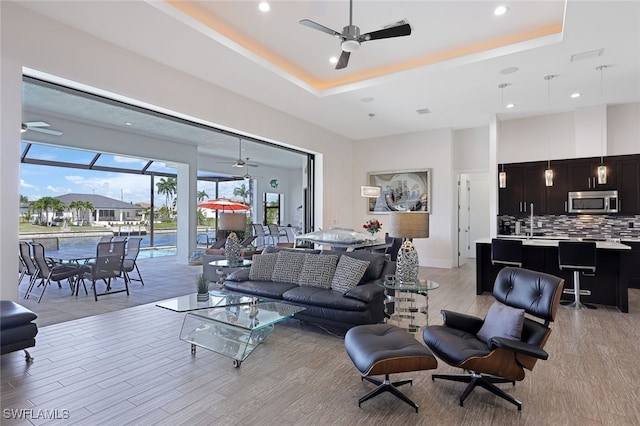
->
[25,121,50,128]
[335,51,351,70]
[360,23,412,42]
[299,19,342,38]
[31,127,63,136]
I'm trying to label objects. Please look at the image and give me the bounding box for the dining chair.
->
[99,236,113,243]
[18,242,39,290]
[79,240,127,301]
[252,223,272,249]
[27,243,81,303]
[122,237,144,286]
[267,224,288,244]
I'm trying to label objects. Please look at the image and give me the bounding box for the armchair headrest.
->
[493,267,564,322]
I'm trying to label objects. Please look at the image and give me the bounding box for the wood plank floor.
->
[3,258,640,425]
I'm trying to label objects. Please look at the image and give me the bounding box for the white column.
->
[0,57,21,301]
[176,162,197,265]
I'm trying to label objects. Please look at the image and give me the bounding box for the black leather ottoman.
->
[345,323,437,412]
[1,300,38,362]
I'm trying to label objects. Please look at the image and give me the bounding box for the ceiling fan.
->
[299,0,412,70]
[21,121,63,136]
[231,159,262,180]
[219,138,259,168]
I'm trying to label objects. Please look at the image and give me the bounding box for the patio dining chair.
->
[252,223,272,249]
[18,241,38,290]
[122,237,144,286]
[267,224,289,245]
[27,243,81,303]
[79,241,127,301]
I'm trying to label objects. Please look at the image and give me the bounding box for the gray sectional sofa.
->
[223,247,395,331]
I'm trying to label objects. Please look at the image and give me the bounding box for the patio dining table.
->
[45,248,97,264]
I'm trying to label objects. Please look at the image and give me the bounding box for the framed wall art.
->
[367,169,432,214]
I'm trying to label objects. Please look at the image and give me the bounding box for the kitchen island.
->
[476,238,632,312]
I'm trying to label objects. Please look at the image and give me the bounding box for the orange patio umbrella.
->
[197,198,250,212]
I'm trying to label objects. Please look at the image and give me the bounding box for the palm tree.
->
[156,177,177,207]
[34,196,61,226]
[20,194,29,204]
[197,190,208,202]
[233,183,250,204]
[68,200,83,225]
[80,201,95,225]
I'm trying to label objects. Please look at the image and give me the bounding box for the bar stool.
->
[491,238,523,267]
[558,241,597,309]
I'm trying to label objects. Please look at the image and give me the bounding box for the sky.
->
[20,163,242,206]
[19,142,243,205]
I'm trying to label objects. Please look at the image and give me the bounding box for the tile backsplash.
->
[498,214,640,240]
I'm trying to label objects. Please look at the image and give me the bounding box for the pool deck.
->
[17,255,203,327]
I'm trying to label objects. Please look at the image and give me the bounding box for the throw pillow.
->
[331,256,370,294]
[271,251,307,284]
[298,254,339,288]
[248,253,278,281]
[476,301,525,344]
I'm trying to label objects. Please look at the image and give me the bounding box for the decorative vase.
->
[197,292,209,302]
[225,232,241,264]
[396,240,419,283]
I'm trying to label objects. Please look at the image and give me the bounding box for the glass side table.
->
[378,277,440,336]
[208,258,253,286]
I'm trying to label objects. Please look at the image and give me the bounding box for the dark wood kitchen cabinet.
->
[498,162,546,216]
[617,156,640,214]
[567,157,617,191]
[546,163,569,214]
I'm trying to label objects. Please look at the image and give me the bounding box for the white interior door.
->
[457,176,470,266]
[468,173,490,258]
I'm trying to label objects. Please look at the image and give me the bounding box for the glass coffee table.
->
[155,289,258,312]
[179,302,305,368]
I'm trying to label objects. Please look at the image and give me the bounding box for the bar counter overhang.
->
[475,238,632,313]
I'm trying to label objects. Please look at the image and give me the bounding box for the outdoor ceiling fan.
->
[21,121,63,136]
[233,159,262,180]
[299,0,412,69]
[218,138,259,168]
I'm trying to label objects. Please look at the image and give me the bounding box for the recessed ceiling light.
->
[500,67,519,75]
[125,122,132,126]
[361,97,374,103]
[506,103,515,109]
[329,57,338,64]
[258,2,270,12]
[494,5,509,16]
[570,92,581,98]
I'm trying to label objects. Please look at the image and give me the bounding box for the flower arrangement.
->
[363,218,382,236]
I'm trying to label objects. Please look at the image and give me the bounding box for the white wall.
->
[499,102,640,163]
[453,126,490,171]
[0,3,353,300]
[353,129,456,268]
[608,103,640,155]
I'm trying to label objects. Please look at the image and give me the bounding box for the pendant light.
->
[596,65,608,185]
[544,75,555,187]
[498,83,509,188]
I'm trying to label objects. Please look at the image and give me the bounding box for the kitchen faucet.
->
[529,203,534,239]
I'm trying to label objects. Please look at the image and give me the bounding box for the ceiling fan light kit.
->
[300,0,412,70]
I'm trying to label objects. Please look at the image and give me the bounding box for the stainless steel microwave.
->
[568,190,618,214]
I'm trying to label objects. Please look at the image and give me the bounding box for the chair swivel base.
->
[359,374,419,413]
[560,300,596,309]
[432,372,521,411]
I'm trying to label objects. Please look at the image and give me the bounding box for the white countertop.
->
[476,237,631,250]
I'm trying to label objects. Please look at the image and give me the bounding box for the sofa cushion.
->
[223,280,298,299]
[321,251,386,284]
[331,256,370,293]
[271,251,306,284]
[249,253,278,281]
[282,286,368,311]
[298,254,339,288]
